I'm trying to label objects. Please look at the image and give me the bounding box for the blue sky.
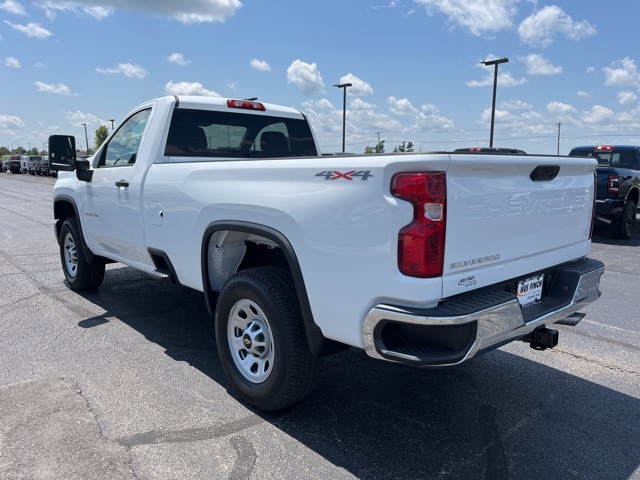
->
[1,0,639,155]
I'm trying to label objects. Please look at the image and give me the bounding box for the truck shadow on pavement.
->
[76,266,640,480]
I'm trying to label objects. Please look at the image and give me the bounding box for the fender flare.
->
[53,195,98,265]
[201,221,345,357]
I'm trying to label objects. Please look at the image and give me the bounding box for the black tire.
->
[612,199,636,239]
[59,218,105,290]
[215,267,320,411]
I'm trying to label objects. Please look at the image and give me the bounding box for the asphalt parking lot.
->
[1,172,639,480]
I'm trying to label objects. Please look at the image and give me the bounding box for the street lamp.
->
[333,82,352,153]
[480,57,508,148]
[108,119,115,131]
[12,138,23,152]
[81,123,89,153]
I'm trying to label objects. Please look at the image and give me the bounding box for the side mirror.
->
[49,135,77,171]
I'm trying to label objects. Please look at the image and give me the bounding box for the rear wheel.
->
[612,199,636,239]
[215,267,319,411]
[59,218,105,290]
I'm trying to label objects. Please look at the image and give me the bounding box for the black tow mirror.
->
[76,160,93,182]
[49,135,77,172]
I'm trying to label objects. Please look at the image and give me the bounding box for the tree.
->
[364,140,385,154]
[27,147,40,155]
[94,125,110,150]
[15,146,26,155]
[0,146,9,156]
[393,141,414,153]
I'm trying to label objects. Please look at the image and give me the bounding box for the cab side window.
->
[99,108,152,167]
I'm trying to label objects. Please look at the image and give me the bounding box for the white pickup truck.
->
[50,95,604,411]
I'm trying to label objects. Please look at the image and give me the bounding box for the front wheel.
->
[612,199,636,239]
[59,218,105,290]
[215,267,320,411]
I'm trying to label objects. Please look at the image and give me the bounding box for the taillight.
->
[227,99,265,111]
[391,172,446,278]
[607,174,620,194]
[590,171,596,240]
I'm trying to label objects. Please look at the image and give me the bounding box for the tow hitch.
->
[522,327,559,351]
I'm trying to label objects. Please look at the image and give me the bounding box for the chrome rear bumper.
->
[362,258,604,366]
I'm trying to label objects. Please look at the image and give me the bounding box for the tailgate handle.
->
[530,165,560,181]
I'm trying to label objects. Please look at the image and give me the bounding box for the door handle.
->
[115,180,129,188]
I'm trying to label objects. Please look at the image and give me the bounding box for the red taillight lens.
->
[607,174,620,194]
[590,171,596,240]
[227,99,266,111]
[391,172,446,278]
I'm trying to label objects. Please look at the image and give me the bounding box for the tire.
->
[611,199,636,239]
[59,218,105,290]
[215,267,320,411]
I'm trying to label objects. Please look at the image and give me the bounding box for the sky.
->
[1,0,639,155]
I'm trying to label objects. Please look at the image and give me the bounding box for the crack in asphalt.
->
[115,415,264,448]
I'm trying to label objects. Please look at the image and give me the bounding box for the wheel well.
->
[627,187,639,208]
[53,199,78,242]
[201,223,348,357]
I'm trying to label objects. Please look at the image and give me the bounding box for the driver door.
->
[83,108,151,261]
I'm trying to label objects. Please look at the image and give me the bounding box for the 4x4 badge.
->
[315,170,373,181]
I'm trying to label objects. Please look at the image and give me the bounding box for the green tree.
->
[0,146,10,156]
[15,146,26,155]
[27,147,40,155]
[95,125,110,150]
[393,141,414,153]
[364,140,385,154]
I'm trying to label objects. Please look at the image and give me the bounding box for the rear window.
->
[570,148,638,168]
[164,108,317,158]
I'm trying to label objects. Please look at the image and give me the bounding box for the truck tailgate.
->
[442,154,596,298]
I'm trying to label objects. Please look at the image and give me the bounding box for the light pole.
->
[108,119,115,131]
[12,138,23,153]
[81,123,89,153]
[480,57,508,147]
[333,82,352,153]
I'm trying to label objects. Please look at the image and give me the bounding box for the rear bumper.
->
[362,258,604,366]
[595,198,624,219]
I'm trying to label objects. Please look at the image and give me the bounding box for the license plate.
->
[517,274,544,307]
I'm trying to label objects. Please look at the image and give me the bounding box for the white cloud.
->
[34,81,74,95]
[336,73,373,97]
[466,67,527,88]
[302,98,335,111]
[0,0,26,15]
[164,81,221,97]
[617,91,637,106]
[414,0,518,36]
[522,53,562,76]
[4,56,21,68]
[583,105,614,124]
[286,60,324,95]
[96,62,147,79]
[501,100,532,110]
[167,53,190,67]
[387,96,418,115]
[4,21,53,38]
[546,101,576,116]
[52,0,242,24]
[250,58,271,71]
[38,2,113,20]
[518,5,596,48]
[0,114,25,128]
[64,110,104,127]
[603,57,640,88]
[577,91,592,98]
